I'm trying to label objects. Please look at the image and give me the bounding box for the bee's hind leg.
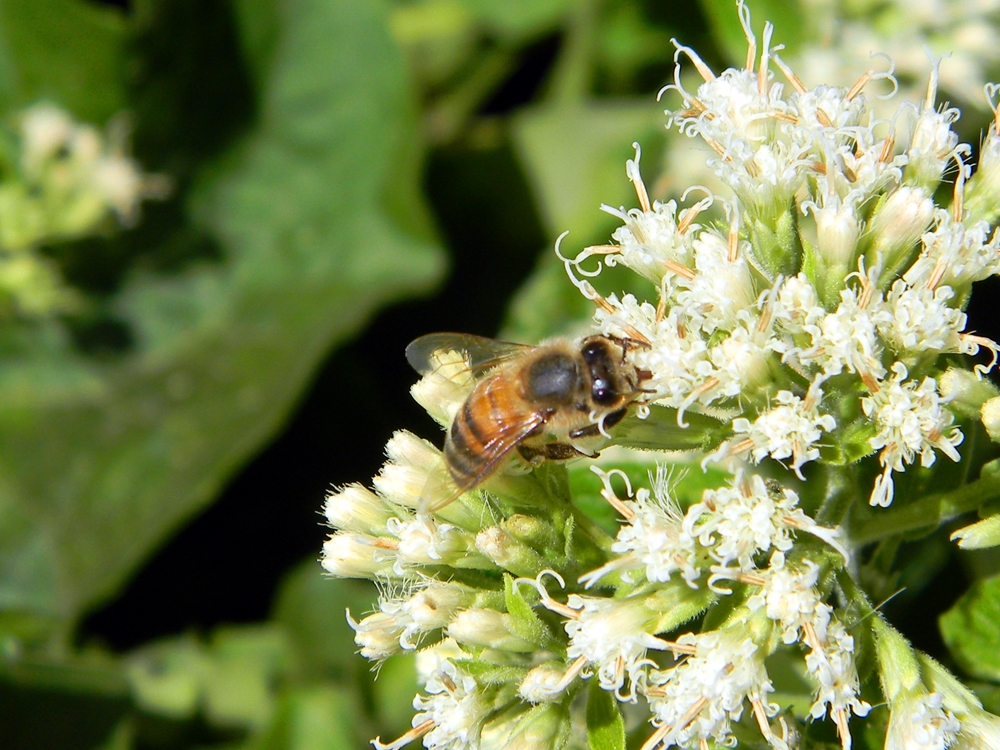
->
[518,443,589,464]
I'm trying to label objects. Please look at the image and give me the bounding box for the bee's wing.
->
[405,332,533,378]
[419,409,547,514]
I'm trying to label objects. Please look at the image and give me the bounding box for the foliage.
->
[3,0,1000,749]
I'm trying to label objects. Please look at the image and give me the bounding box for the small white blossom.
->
[876,281,971,356]
[904,217,1000,290]
[731,383,837,478]
[863,362,963,507]
[675,230,756,334]
[321,532,399,580]
[323,483,400,536]
[582,466,702,588]
[564,593,670,701]
[773,274,825,334]
[688,472,843,572]
[886,692,961,750]
[747,559,832,644]
[404,660,487,750]
[800,287,885,379]
[806,620,871,734]
[643,630,774,749]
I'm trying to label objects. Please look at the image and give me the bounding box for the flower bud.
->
[489,703,569,749]
[866,186,936,286]
[939,368,999,419]
[350,611,405,661]
[982,397,1000,443]
[323,483,398,535]
[321,533,398,579]
[406,584,471,634]
[950,514,1000,550]
[965,129,1000,226]
[518,664,570,704]
[447,609,537,652]
[904,106,960,190]
[475,526,547,577]
[807,201,862,306]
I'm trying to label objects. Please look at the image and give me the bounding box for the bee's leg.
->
[568,408,627,439]
[518,443,588,463]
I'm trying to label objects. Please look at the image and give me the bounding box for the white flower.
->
[800,287,885,380]
[863,362,963,507]
[886,692,961,750]
[320,532,399,579]
[689,472,839,571]
[773,273,825,334]
[806,619,871,736]
[564,593,670,701]
[675,229,756,334]
[876,281,970,356]
[411,660,487,750]
[582,466,702,588]
[643,630,774,749]
[323,483,400,536]
[904,217,1000,291]
[747,559,832,644]
[387,516,479,574]
[731,383,837,478]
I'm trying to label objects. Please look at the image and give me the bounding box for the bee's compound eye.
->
[591,380,617,405]
[525,354,578,401]
[581,340,607,364]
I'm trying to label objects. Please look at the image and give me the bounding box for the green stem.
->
[424,46,515,144]
[546,0,598,107]
[848,473,1000,545]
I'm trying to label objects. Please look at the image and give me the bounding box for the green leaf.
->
[203,626,290,731]
[511,100,665,243]
[457,0,572,37]
[503,573,559,650]
[0,0,443,626]
[586,678,625,750]
[371,654,418,741]
[0,0,127,122]
[940,573,1000,682]
[273,559,377,681]
[0,653,130,750]
[250,684,363,750]
[697,0,806,66]
[952,513,1000,550]
[125,635,203,720]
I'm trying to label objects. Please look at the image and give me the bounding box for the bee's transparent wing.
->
[405,332,532,378]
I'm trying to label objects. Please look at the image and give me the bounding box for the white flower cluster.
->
[581,466,845,591]
[320,5,1000,750]
[561,5,1000,507]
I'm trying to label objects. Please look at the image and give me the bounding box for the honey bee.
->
[405,332,651,510]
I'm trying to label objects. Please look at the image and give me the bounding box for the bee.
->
[405,332,651,510]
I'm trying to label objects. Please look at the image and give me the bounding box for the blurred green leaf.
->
[127,624,290,732]
[371,653,418,741]
[457,0,573,37]
[0,653,129,750]
[249,684,363,750]
[940,573,1000,682]
[204,626,290,731]
[511,100,664,243]
[0,0,443,627]
[697,0,806,65]
[0,0,127,123]
[273,559,376,681]
[586,677,624,750]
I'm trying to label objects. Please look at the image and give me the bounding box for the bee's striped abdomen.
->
[445,375,539,490]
